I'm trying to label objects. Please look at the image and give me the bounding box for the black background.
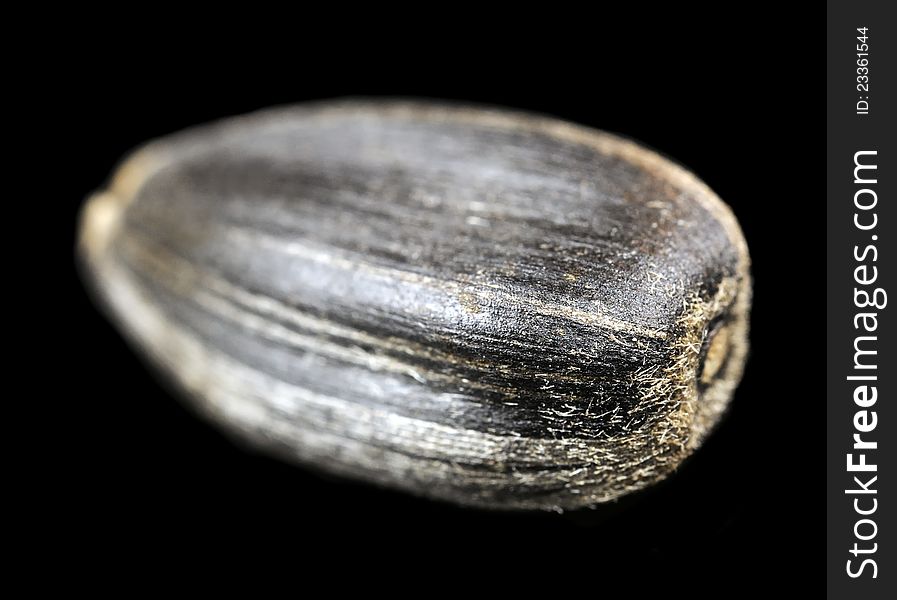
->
[58,9,822,588]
